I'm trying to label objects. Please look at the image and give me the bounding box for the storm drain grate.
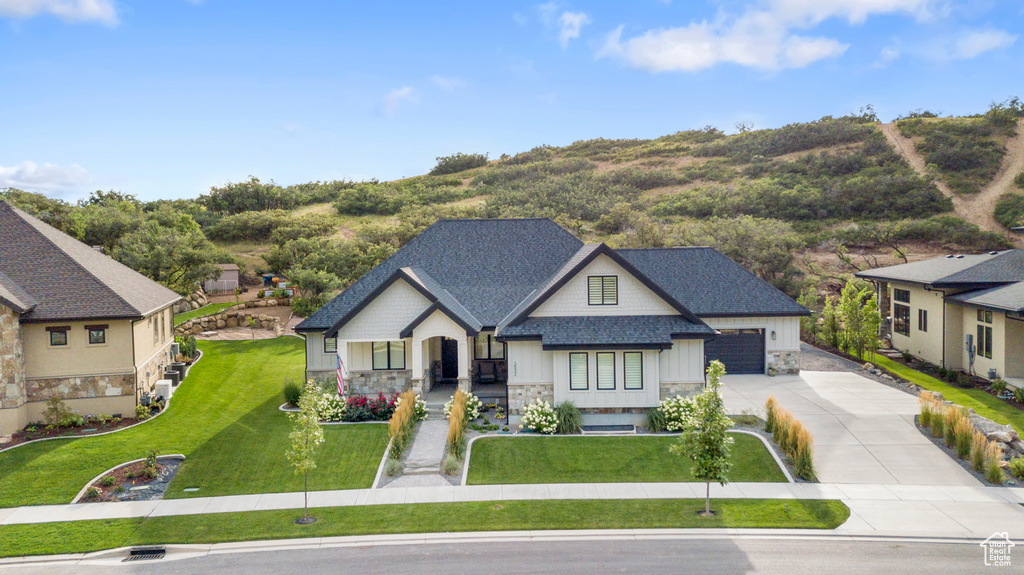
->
[124,547,166,562]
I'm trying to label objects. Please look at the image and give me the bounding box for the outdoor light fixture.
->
[771,331,777,341]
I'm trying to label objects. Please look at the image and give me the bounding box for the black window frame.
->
[86,325,107,345]
[917,309,927,332]
[623,352,643,390]
[596,352,616,391]
[569,352,589,391]
[893,288,910,303]
[977,325,993,359]
[324,336,337,354]
[372,341,406,370]
[587,276,618,306]
[475,333,506,360]
[48,326,69,347]
[893,304,910,336]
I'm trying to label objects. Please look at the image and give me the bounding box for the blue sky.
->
[0,0,1021,201]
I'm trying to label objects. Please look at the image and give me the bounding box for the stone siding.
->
[138,343,174,396]
[507,382,554,415]
[767,350,800,375]
[307,368,411,396]
[26,373,134,402]
[0,306,26,410]
[659,381,702,400]
[175,299,291,337]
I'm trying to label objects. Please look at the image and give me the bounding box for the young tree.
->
[857,292,882,359]
[796,286,821,344]
[670,360,734,517]
[821,296,841,349]
[837,282,865,355]
[286,382,324,524]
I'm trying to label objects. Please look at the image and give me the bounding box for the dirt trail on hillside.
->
[880,120,1024,246]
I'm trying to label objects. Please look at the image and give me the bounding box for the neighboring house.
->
[204,263,240,293]
[296,218,807,425]
[0,202,181,436]
[856,250,1024,387]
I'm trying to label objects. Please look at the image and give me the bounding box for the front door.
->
[441,338,459,380]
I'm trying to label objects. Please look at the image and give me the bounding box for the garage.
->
[705,329,765,374]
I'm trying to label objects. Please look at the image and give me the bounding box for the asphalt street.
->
[1,537,992,575]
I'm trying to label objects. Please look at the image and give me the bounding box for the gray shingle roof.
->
[297,219,584,332]
[498,315,714,349]
[947,282,1024,313]
[0,201,181,322]
[616,248,810,317]
[932,250,1024,286]
[854,252,1004,285]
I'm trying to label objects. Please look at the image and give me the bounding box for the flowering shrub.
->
[658,395,697,432]
[444,391,482,421]
[312,391,347,422]
[394,393,427,421]
[519,399,557,434]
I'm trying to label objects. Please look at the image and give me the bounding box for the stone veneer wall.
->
[138,344,173,396]
[507,383,554,415]
[342,370,411,395]
[0,306,26,410]
[659,381,703,400]
[767,350,800,375]
[175,299,291,337]
[26,373,134,402]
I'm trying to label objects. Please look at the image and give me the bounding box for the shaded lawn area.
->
[466,434,786,485]
[0,499,849,558]
[0,338,389,507]
[865,352,1024,435]
[173,302,236,326]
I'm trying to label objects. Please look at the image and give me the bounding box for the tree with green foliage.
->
[821,296,841,349]
[429,152,489,175]
[113,220,223,295]
[670,360,733,517]
[836,282,881,358]
[796,287,821,344]
[286,382,324,524]
[288,268,343,317]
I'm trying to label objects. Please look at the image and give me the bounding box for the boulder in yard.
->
[987,431,1016,444]
[862,363,875,371]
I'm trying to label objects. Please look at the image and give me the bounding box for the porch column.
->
[337,341,350,376]
[411,336,424,395]
[457,336,471,392]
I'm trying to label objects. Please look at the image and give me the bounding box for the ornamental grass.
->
[764,398,815,481]
[447,390,468,459]
[971,431,988,473]
[764,396,779,434]
[953,416,973,460]
[388,390,418,459]
[986,442,1005,485]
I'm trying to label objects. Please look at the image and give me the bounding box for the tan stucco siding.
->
[887,283,944,366]
[334,280,431,341]
[957,305,1008,380]
[23,320,134,379]
[1005,318,1024,379]
[133,306,175,392]
[943,301,964,371]
[531,254,677,317]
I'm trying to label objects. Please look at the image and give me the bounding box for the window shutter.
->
[569,353,588,390]
[596,353,615,390]
[602,277,617,305]
[373,342,389,369]
[588,277,602,305]
[389,341,406,369]
[623,352,642,390]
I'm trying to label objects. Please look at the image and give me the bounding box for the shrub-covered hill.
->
[3,104,1021,313]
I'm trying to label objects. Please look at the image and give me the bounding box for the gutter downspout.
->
[131,319,138,411]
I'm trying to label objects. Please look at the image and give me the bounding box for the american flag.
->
[336,355,347,396]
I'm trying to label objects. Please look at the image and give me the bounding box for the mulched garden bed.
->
[1,416,143,451]
[81,458,182,503]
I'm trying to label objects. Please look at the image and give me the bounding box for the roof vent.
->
[955,255,965,259]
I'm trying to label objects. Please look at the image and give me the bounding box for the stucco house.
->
[0,202,181,435]
[296,218,807,425]
[856,250,1024,387]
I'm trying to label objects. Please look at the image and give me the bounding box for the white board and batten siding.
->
[552,349,661,408]
[305,332,337,371]
[334,280,431,341]
[531,254,677,317]
[507,341,554,384]
[703,316,800,352]
[659,339,705,383]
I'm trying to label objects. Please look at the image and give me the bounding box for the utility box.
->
[155,379,174,401]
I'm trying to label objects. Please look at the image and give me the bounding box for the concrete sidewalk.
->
[2,482,1022,539]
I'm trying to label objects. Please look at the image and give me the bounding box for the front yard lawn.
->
[865,352,1024,435]
[173,302,236,326]
[0,338,389,507]
[0,499,850,557]
[466,433,786,485]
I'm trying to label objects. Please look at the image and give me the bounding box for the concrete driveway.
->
[723,371,981,486]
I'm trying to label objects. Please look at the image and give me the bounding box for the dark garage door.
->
[705,329,765,374]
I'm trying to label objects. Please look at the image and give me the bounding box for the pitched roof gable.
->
[853,251,1016,286]
[0,202,181,322]
[0,271,37,313]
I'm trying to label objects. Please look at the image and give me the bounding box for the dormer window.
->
[588,276,617,306]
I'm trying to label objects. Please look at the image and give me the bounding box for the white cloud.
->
[381,86,418,117]
[876,44,901,66]
[598,0,940,72]
[952,28,1017,59]
[431,75,467,90]
[0,0,118,25]
[558,10,590,48]
[0,161,91,196]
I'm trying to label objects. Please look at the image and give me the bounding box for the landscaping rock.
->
[226,317,238,328]
[862,363,875,371]
[189,301,200,310]
[216,319,226,329]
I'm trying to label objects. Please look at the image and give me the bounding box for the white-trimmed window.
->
[977,309,993,359]
[588,276,618,306]
[917,309,927,332]
[87,325,107,345]
[596,352,615,390]
[475,333,505,359]
[569,352,588,390]
[623,352,643,390]
[372,341,406,370]
[324,337,338,354]
[48,326,69,347]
